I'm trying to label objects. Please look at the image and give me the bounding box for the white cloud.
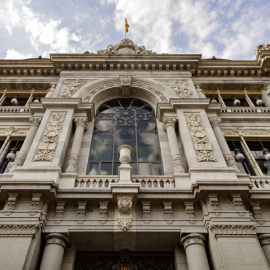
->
[5,49,33,59]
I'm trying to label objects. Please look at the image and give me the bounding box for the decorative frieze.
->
[163,201,173,224]
[29,193,42,216]
[117,195,133,231]
[77,201,87,224]
[60,79,92,97]
[99,200,109,224]
[210,225,256,237]
[156,79,192,98]
[55,201,66,224]
[34,112,66,162]
[141,201,151,224]
[4,193,18,216]
[0,224,39,235]
[185,113,216,162]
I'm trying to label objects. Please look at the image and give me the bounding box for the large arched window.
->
[88,98,163,175]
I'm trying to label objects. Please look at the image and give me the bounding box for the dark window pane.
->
[138,133,161,161]
[139,163,150,175]
[90,133,113,161]
[101,163,112,175]
[113,162,120,175]
[138,121,155,132]
[257,161,270,176]
[152,163,163,175]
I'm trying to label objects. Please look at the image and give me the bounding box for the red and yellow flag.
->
[125,18,129,32]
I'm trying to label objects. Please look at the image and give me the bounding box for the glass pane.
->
[88,163,99,175]
[96,120,114,131]
[138,121,155,131]
[131,162,137,175]
[107,100,121,108]
[257,161,270,176]
[115,127,136,161]
[120,99,131,108]
[90,133,113,161]
[152,163,162,175]
[113,162,120,175]
[139,163,150,175]
[138,133,161,161]
[3,161,14,173]
[100,163,112,175]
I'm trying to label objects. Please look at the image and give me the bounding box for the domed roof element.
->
[97,39,156,55]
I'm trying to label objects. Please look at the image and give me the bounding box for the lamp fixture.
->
[210,97,218,104]
[255,96,263,106]
[232,97,240,106]
[11,96,19,106]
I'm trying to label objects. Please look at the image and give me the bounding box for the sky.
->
[0,0,270,60]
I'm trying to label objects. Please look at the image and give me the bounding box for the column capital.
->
[74,117,88,130]
[44,233,69,249]
[209,117,221,127]
[162,117,177,131]
[29,116,42,127]
[181,233,206,249]
[258,234,270,246]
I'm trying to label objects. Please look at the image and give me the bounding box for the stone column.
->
[209,117,240,172]
[39,233,69,270]
[13,117,42,168]
[181,233,210,270]
[162,117,185,173]
[65,117,88,173]
[258,234,270,265]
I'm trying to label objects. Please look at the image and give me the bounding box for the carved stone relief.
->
[156,79,193,98]
[163,201,173,224]
[120,75,131,96]
[55,201,66,224]
[184,201,196,224]
[185,113,216,162]
[141,201,151,224]
[29,193,42,216]
[210,225,256,237]
[0,224,39,235]
[117,195,133,231]
[251,201,264,225]
[231,193,245,216]
[60,79,94,97]
[4,193,18,216]
[34,112,66,162]
[77,201,87,224]
[208,194,221,216]
[45,84,56,98]
[99,200,109,224]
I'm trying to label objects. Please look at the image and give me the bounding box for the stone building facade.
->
[0,39,270,269]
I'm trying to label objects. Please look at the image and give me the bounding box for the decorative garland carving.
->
[163,201,173,224]
[117,195,133,231]
[210,225,256,237]
[99,200,109,224]
[4,193,18,216]
[185,113,216,162]
[77,201,87,224]
[156,79,192,98]
[34,112,66,162]
[0,224,39,235]
[29,193,42,216]
[60,79,93,97]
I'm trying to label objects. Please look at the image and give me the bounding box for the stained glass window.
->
[88,98,163,175]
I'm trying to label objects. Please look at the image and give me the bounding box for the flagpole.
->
[124,18,126,39]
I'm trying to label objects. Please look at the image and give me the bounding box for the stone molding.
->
[208,194,221,216]
[251,201,264,225]
[77,201,87,224]
[0,224,39,235]
[55,201,66,224]
[209,225,257,237]
[156,79,192,98]
[44,233,69,249]
[231,193,245,216]
[255,44,270,57]
[34,112,66,162]
[181,233,206,249]
[184,201,196,224]
[120,75,131,96]
[258,234,270,246]
[74,117,88,130]
[185,113,216,162]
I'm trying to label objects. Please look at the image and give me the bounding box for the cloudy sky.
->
[0,0,269,60]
